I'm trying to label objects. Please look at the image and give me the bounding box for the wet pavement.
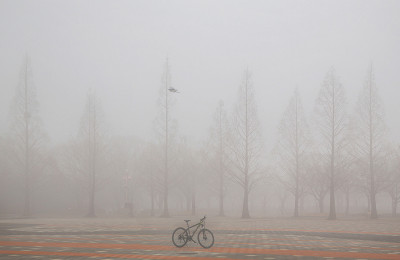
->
[0,216,399,259]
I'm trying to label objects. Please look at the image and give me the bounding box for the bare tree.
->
[338,119,362,216]
[8,56,46,217]
[139,142,162,217]
[354,64,387,219]
[154,58,178,217]
[204,100,229,216]
[306,152,329,213]
[75,89,107,217]
[175,138,199,215]
[315,68,347,220]
[340,164,356,216]
[273,181,289,216]
[229,69,263,218]
[0,136,11,182]
[274,89,309,217]
[0,136,11,212]
[106,136,142,217]
[386,146,400,217]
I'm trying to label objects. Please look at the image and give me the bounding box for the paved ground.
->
[0,216,399,259]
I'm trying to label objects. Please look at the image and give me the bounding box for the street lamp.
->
[162,58,179,217]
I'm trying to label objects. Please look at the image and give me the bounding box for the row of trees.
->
[273,66,399,219]
[0,57,399,219]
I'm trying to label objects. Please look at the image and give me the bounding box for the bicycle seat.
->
[184,220,191,223]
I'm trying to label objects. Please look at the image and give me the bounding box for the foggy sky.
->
[1,0,399,147]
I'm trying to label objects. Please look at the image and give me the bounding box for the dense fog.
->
[0,0,399,219]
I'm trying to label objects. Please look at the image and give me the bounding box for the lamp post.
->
[162,58,179,217]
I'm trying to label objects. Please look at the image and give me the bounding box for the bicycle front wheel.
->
[197,229,214,248]
[172,227,188,247]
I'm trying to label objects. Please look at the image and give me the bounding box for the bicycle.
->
[172,216,214,248]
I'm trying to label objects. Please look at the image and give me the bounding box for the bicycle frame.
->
[185,220,204,240]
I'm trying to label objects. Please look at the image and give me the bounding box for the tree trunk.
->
[242,188,250,218]
[392,197,397,217]
[218,102,225,217]
[294,191,299,217]
[87,98,96,218]
[128,203,133,218]
[294,95,299,218]
[369,156,378,218]
[370,185,378,219]
[328,135,336,219]
[319,196,324,214]
[22,62,32,218]
[186,196,190,212]
[219,189,224,216]
[150,185,154,217]
[300,195,304,215]
[87,183,95,217]
[280,196,286,216]
[87,146,96,217]
[162,61,170,218]
[162,167,169,217]
[157,194,162,211]
[368,69,378,220]
[328,79,337,220]
[241,73,250,220]
[242,174,250,218]
[328,180,336,219]
[218,166,224,216]
[23,176,31,217]
[191,191,196,216]
[87,149,96,217]
[345,188,350,216]
[262,196,267,217]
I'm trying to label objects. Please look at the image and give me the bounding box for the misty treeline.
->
[0,57,399,220]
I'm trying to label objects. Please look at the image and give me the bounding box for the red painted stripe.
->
[3,234,394,251]
[218,240,395,251]
[214,227,400,236]
[0,250,241,260]
[1,240,399,259]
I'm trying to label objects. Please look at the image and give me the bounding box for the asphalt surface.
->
[0,217,399,259]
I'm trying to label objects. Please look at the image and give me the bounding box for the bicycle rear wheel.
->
[172,227,188,247]
[197,229,214,248]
